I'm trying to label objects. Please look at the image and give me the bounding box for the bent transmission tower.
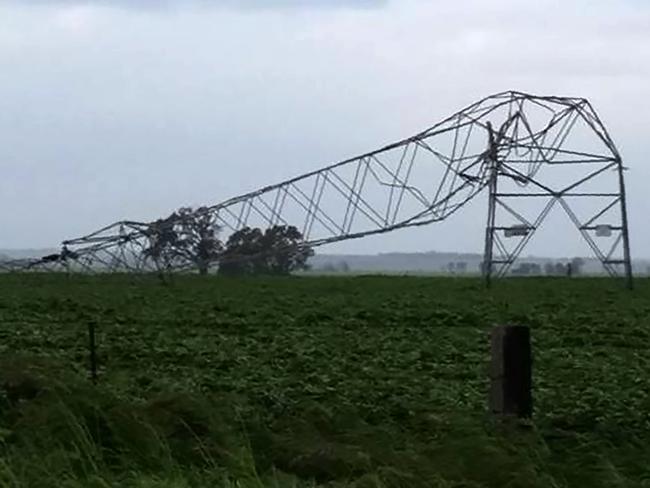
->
[17,91,632,286]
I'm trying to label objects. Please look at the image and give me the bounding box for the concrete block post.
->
[489,325,532,418]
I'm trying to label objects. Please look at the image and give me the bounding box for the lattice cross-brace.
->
[481,94,631,287]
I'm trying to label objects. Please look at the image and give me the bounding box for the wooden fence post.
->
[489,325,532,418]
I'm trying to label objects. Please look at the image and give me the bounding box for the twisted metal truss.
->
[8,91,632,284]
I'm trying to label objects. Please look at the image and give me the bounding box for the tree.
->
[511,262,542,276]
[144,214,181,273]
[512,263,530,275]
[262,225,313,275]
[144,206,223,275]
[219,227,265,275]
[570,257,585,276]
[176,207,223,275]
[219,225,313,276]
[544,262,556,275]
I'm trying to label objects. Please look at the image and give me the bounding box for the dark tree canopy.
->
[219,225,313,276]
[511,262,542,276]
[143,214,180,271]
[570,257,585,275]
[219,227,265,275]
[144,206,223,275]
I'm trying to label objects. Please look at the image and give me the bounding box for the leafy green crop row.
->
[0,274,648,486]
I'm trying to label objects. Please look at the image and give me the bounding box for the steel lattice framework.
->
[7,91,632,286]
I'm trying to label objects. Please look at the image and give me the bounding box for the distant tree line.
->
[317,261,351,273]
[144,206,313,276]
[447,262,468,274]
[478,257,586,276]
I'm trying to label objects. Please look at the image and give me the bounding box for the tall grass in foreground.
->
[0,355,646,487]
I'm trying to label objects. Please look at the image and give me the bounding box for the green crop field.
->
[0,274,648,487]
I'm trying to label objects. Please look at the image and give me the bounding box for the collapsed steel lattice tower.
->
[11,91,632,286]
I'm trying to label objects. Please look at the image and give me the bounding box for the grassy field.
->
[0,274,648,487]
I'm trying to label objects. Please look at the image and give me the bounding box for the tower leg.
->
[483,123,499,288]
[617,158,633,289]
[483,178,497,288]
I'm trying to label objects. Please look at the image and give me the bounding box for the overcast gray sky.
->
[0,0,648,257]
